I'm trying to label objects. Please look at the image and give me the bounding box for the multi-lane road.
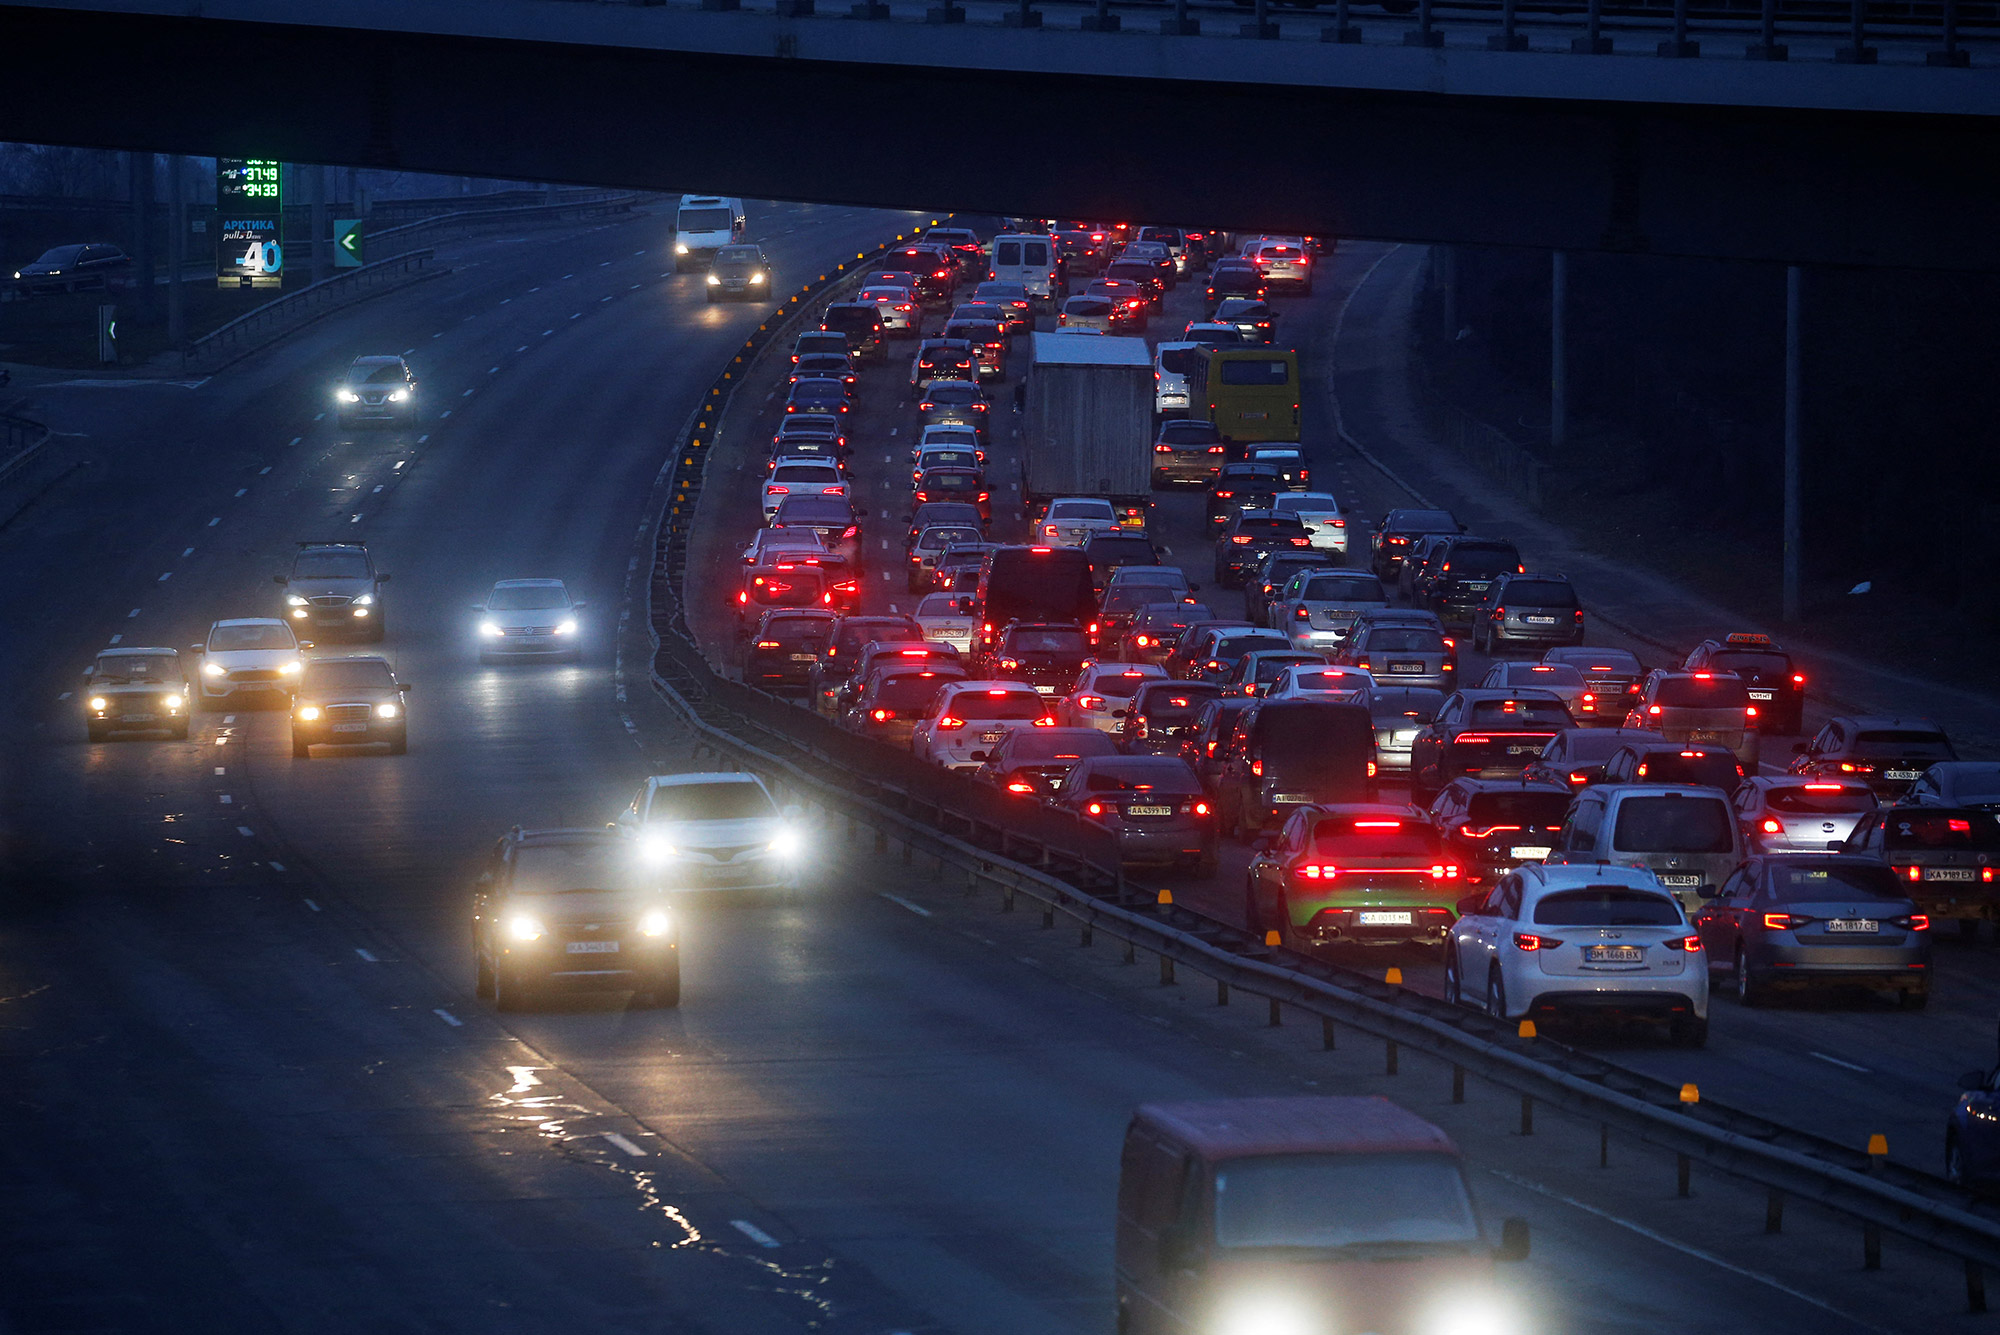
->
[0,202,1976,1333]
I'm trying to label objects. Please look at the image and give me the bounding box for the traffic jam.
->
[726,220,1999,1060]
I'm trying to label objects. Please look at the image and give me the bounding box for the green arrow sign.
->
[334,219,364,269]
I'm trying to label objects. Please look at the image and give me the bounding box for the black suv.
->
[1683,632,1805,734]
[818,303,886,362]
[745,609,838,696]
[1369,508,1462,580]
[1214,510,1311,588]
[1418,536,1523,621]
[986,622,1090,697]
[1790,716,1958,798]
[1206,462,1285,531]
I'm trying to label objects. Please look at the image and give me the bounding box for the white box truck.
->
[1021,333,1154,517]
[672,195,746,273]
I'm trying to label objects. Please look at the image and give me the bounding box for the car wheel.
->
[1734,946,1765,1005]
[292,736,311,758]
[1485,968,1508,1022]
[641,957,682,1009]
[494,963,535,1012]
[1443,945,1464,1006]
[387,734,408,756]
[1900,986,1931,1011]
[1948,1130,1969,1186]
[1664,1009,1710,1046]
[475,949,495,1000]
[86,721,109,743]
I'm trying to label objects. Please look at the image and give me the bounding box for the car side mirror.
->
[1253,833,1275,852]
[189,643,205,653]
[903,513,914,523]
[1791,740,1810,754]
[1827,840,1844,851]
[1456,893,1485,916]
[272,574,286,585]
[469,603,486,612]
[1962,1070,1990,1092]
[1495,1218,1531,1263]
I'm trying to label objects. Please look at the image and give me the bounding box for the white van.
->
[988,233,1059,309]
[673,195,746,272]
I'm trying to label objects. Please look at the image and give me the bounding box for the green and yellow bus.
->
[1189,346,1300,446]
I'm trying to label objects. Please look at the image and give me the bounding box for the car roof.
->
[493,578,565,589]
[98,644,179,657]
[1834,714,1947,731]
[647,772,767,789]
[210,617,288,628]
[1138,1096,1456,1162]
[1518,862,1677,894]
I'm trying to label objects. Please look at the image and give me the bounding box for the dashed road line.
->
[234,488,248,497]
[303,898,320,911]
[236,825,255,837]
[259,466,272,474]
[269,862,286,872]
[440,410,451,419]
[730,1220,781,1249]
[877,892,933,917]
[433,1008,464,1027]
[207,517,220,526]
[214,766,225,775]
[1811,1051,1871,1073]
[604,1133,649,1158]
[418,434,430,444]
[355,948,378,963]
[181,546,194,558]
[156,571,171,582]
[218,794,233,804]
[289,436,302,447]
[57,691,70,701]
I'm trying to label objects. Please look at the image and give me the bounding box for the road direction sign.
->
[334,219,363,269]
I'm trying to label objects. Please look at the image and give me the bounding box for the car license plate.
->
[1748,690,1774,701]
[1826,919,1880,933]
[1926,867,1975,881]
[1886,770,1922,781]
[1358,911,1412,925]
[1656,873,1701,887]
[980,729,1006,743]
[1510,845,1552,860]
[1687,731,1721,743]
[1128,805,1173,817]
[1243,411,1268,420]
[789,653,816,662]
[1273,792,1311,804]
[1389,662,1424,674]
[1506,743,1538,755]
[566,940,620,953]
[332,722,369,733]
[121,712,157,722]
[1585,945,1644,962]
[1525,615,1556,625]
[1034,684,1057,694]
[1464,581,1490,592]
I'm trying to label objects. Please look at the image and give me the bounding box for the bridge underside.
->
[2,4,1995,270]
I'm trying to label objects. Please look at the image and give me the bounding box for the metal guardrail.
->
[638,219,2000,1309]
[183,248,440,369]
[370,193,641,249]
[0,411,52,487]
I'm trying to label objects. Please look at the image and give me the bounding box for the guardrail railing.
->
[183,248,440,369]
[0,411,52,487]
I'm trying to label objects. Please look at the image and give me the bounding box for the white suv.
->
[1037,497,1121,548]
[911,681,1054,770]
[615,772,803,892]
[1271,491,1348,555]
[1444,863,1709,1047]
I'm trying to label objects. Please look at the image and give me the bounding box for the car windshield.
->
[649,782,775,821]
[347,363,405,385]
[1882,811,2000,851]
[93,653,177,681]
[1853,729,1956,758]
[1504,581,1577,606]
[1311,818,1437,858]
[1215,1154,1480,1251]
[716,245,761,262]
[1232,517,1305,536]
[1134,604,1202,631]
[1532,888,1683,926]
[303,660,395,691]
[949,691,1047,721]
[209,623,296,650]
[1445,548,1517,578]
[1050,500,1114,521]
[1654,676,1752,708]
[488,585,567,611]
[916,594,970,617]
[1302,576,1383,602]
[1766,785,1875,814]
[294,551,370,579]
[1158,348,1204,376]
[1007,628,1086,653]
[1612,796,1735,853]
[1769,863,1907,902]
[1079,760,1200,793]
[921,473,978,494]
[678,207,732,230]
[1363,629,1445,653]
[1467,792,1571,827]
[1104,586,1170,614]
[512,841,647,894]
[1467,698,1570,727]
[1087,538,1155,564]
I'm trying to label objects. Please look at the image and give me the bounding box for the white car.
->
[1443,862,1709,1046]
[475,579,584,661]
[910,680,1054,770]
[914,592,977,653]
[741,528,828,566]
[1248,239,1312,292]
[762,460,848,519]
[858,284,921,335]
[194,618,307,705]
[1058,662,1167,732]
[911,424,984,464]
[1264,664,1374,702]
[615,771,803,892]
[1272,491,1348,555]
[1276,570,1392,650]
[1038,497,1120,548]
[1153,341,1201,416]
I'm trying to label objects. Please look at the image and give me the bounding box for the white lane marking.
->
[634,250,646,256]
[433,1008,464,1027]
[542,329,553,337]
[214,766,224,775]
[880,571,892,581]
[207,517,220,526]
[355,948,378,963]
[604,1133,649,1158]
[315,411,326,418]
[234,487,248,497]
[1811,1051,1871,1073]
[402,348,416,356]
[883,453,892,463]
[223,714,235,723]
[181,546,194,558]
[599,260,611,266]
[303,897,320,911]
[599,294,612,303]
[109,633,123,644]
[630,283,641,290]
[528,286,540,292]
[57,691,70,701]
[394,461,405,470]
[373,485,384,494]
[259,465,271,475]
[888,427,897,436]
[462,389,474,397]
[439,410,451,419]
[877,891,933,917]
[488,366,499,375]
[236,825,254,837]
[516,345,528,353]
[432,331,444,338]
[269,862,285,872]
[569,312,580,320]
[560,273,573,279]
[730,1220,781,1249]
[418,434,430,444]
[157,572,171,582]
[500,297,511,304]
[349,514,362,524]
[1487,1169,1897,1334]
[289,436,302,447]
[218,794,233,804]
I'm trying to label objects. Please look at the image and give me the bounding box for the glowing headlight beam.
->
[638,908,671,938]
[505,913,544,942]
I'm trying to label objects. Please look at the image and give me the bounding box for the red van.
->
[1116,1096,1527,1335]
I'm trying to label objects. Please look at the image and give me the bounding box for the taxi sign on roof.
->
[1725,632,1774,645]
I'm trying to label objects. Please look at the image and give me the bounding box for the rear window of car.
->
[1233,516,1307,535]
[1219,359,1290,386]
[771,464,837,482]
[821,306,880,331]
[1467,698,1570,727]
[1006,627,1086,653]
[1611,796,1735,853]
[1086,537,1155,565]
[775,498,852,524]
[1558,650,1643,676]
[1066,298,1112,316]
[1466,791,1572,827]
[1514,664,1584,688]
[928,382,981,404]
[1443,546,1519,577]
[1302,576,1384,602]
[1389,509,1458,532]
[1078,759,1201,793]
[1311,818,1438,859]
[1504,580,1578,607]
[1634,751,1741,787]
[1158,348,1204,376]
[921,472,979,493]
[949,690,1047,721]
[1768,863,1906,902]
[749,568,825,604]
[876,674,952,710]
[303,659,396,690]
[1361,628,1445,654]
[1135,683,1223,718]
[1709,650,1791,677]
[1532,888,1682,926]
[1883,811,2000,851]
[1654,676,1752,708]
[1765,785,1876,814]
[1853,729,1955,757]
[1369,689,1444,723]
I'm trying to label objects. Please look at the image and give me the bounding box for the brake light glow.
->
[937,716,965,730]
[1460,824,1522,839]
[1666,935,1703,952]
[1761,818,1782,834]
[1006,781,1035,794]
[1792,673,1806,684]
[1513,933,1560,951]
[1910,914,1932,930]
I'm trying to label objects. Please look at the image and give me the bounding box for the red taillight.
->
[1910,914,1932,931]
[1763,912,1797,930]
[936,716,965,731]
[1745,706,1759,719]
[1033,716,1057,727]
[1792,673,1806,685]
[1295,862,1337,880]
[1904,865,1922,882]
[1156,444,1173,453]
[1430,864,1459,879]
[1086,802,1105,816]
[871,709,892,722]
[1667,935,1703,952]
[1077,694,1105,710]
[1761,818,1782,834]
[754,639,782,649]
[1194,802,1211,816]
[1459,824,1523,839]
[1513,933,1560,951]
[1231,535,1253,545]
[767,485,790,495]
[1648,705,1663,716]
[1006,781,1035,794]
[1250,759,1263,777]
[1569,771,1588,785]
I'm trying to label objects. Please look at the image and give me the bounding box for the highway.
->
[0,201,1976,1333]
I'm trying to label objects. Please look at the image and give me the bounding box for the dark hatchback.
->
[1524,727,1680,790]
[1599,742,1746,795]
[744,609,837,696]
[1084,531,1162,594]
[1120,681,1227,755]
[1427,776,1576,884]
[1214,511,1311,587]
[972,727,1119,799]
[989,622,1090,698]
[1841,806,2000,930]
[1205,462,1285,530]
[818,303,886,361]
[1055,755,1218,873]
[1790,715,1958,798]
[1684,632,1805,734]
[784,375,853,419]
[809,613,923,714]
[1420,537,1524,620]
[1369,507,1462,579]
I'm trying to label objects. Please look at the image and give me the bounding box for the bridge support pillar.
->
[1781,265,1803,623]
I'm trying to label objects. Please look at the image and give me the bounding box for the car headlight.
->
[555,619,578,636]
[285,594,306,606]
[291,609,307,618]
[164,694,184,710]
[354,594,374,606]
[352,607,370,618]
[750,271,766,284]
[336,389,360,403]
[376,702,399,719]
[87,696,107,711]
[638,908,671,938]
[505,912,544,942]
[388,389,409,402]
[768,828,802,859]
[479,620,501,639]
[297,705,321,721]
[706,274,721,285]
[675,242,689,255]
[1420,1293,1520,1335]
[202,661,226,677]
[279,660,302,675]
[1212,1293,1320,1335]
[638,833,675,865]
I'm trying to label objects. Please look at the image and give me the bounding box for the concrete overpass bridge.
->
[1,0,1996,267]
